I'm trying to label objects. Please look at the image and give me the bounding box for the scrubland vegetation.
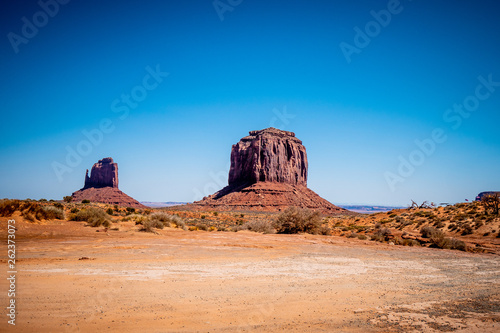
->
[1,196,499,253]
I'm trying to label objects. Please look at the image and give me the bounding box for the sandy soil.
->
[1,218,499,332]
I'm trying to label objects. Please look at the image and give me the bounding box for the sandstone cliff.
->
[229,128,307,186]
[192,128,347,214]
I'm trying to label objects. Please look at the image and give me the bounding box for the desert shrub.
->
[420,226,438,238]
[240,220,275,234]
[53,202,64,209]
[422,226,467,251]
[81,199,90,204]
[461,224,473,235]
[126,207,136,213]
[357,234,367,240]
[213,212,219,216]
[0,199,22,216]
[396,238,420,247]
[318,225,331,235]
[434,220,445,228]
[0,200,65,221]
[147,212,186,229]
[201,215,206,219]
[22,211,35,222]
[71,208,79,214]
[142,219,164,232]
[372,227,392,242]
[196,223,209,231]
[73,208,111,227]
[63,196,72,203]
[274,207,322,234]
[39,198,47,202]
[42,206,65,220]
[346,231,357,238]
[122,214,146,224]
[450,238,467,251]
[474,221,484,229]
[106,208,114,215]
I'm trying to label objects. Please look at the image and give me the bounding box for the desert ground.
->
[1,209,499,333]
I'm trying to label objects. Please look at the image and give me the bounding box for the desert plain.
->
[1,207,499,333]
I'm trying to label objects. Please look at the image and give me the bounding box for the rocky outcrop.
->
[193,182,345,213]
[72,157,145,208]
[191,128,348,214]
[229,128,307,186]
[84,157,118,189]
[71,187,145,208]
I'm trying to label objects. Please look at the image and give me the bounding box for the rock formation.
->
[229,128,307,186]
[72,157,145,208]
[191,128,347,214]
[83,157,118,189]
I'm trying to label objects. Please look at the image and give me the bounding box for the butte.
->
[71,157,145,208]
[190,128,348,214]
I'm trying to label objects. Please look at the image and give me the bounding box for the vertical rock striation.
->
[229,128,308,186]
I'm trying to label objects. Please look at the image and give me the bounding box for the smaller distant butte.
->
[71,157,145,208]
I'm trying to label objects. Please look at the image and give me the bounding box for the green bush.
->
[73,208,111,227]
[106,208,114,215]
[63,196,72,203]
[81,199,90,204]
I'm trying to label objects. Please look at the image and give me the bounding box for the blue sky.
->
[1,0,500,206]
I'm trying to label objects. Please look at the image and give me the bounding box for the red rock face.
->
[229,128,307,186]
[84,157,118,189]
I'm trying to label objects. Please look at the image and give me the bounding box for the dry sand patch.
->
[0,219,499,332]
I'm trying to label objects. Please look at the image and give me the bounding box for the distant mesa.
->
[476,191,500,201]
[72,157,145,208]
[191,127,348,214]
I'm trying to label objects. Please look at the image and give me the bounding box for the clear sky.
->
[1,0,500,206]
